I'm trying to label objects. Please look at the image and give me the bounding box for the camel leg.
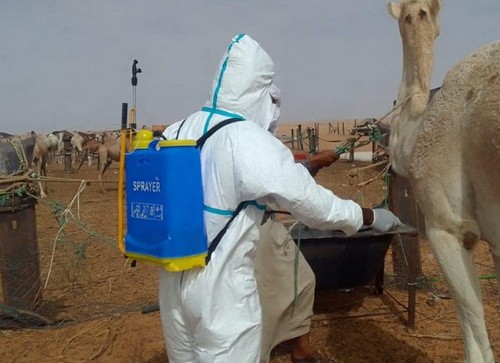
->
[77,151,88,172]
[42,158,51,196]
[474,189,500,305]
[71,149,78,171]
[37,158,46,198]
[98,160,112,193]
[427,225,494,363]
[491,253,500,301]
[36,158,47,198]
[478,214,500,305]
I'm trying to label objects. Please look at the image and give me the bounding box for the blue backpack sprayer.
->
[117,60,244,271]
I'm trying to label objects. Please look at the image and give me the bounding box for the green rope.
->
[335,145,348,155]
[383,172,391,209]
[74,243,88,260]
[293,226,302,307]
[429,274,496,283]
[368,125,384,142]
[479,274,496,280]
[11,138,28,173]
[334,123,385,156]
[0,183,36,208]
[30,194,117,254]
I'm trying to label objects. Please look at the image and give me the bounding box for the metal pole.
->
[117,103,128,254]
[130,60,141,146]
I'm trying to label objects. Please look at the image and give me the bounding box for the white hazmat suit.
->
[159,33,364,363]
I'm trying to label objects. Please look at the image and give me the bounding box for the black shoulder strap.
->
[175,119,187,140]
[206,201,248,264]
[190,117,245,264]
[196,118,242,150]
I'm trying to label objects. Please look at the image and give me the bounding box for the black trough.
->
[290,223,417,290]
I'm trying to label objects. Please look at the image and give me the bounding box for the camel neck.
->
[390,35,436,177]
[397,39,435,118]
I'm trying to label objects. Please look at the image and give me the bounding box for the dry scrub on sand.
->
[0,152,499,362]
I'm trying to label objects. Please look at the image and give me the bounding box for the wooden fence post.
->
[388,171,424,329]
[297,124,303,150]
[314,123,319,151]
[307,128,313,153]
[63,133,72,174]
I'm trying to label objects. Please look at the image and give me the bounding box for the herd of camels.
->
[0,0,498,361]
[27,129,120,197]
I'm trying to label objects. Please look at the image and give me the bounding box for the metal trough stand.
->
[290,223,418,326]
[291,224,417,292]
[290,223,417,291]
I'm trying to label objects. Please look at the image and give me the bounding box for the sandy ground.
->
[0,126,499,362]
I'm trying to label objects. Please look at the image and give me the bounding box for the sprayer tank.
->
[125,137,207,271]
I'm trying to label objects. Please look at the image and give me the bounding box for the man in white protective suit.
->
[160,33,403,363]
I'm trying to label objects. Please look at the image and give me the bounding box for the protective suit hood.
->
[203,34,276,132]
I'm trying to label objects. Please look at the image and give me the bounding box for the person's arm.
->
[362,207,403,232]
[299,151,402,233]
[235,129,402,235]
[362,207,374,226]
[299,150,340,176]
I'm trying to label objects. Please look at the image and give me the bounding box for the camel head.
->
[386,0,442,178]
[388,0,441,51]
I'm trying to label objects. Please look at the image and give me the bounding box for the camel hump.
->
[442,41,500,88]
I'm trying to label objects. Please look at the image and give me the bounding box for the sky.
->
[1,0,499,135]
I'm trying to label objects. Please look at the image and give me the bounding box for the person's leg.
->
[160,263,262,363]
[292,333,335,362]
[159,269,198,362]
[256,220,316,362]
[292,332,317,359]
[192,265,262,363]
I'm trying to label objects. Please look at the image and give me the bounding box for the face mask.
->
[268,103,281,134]
[268,84,282,134]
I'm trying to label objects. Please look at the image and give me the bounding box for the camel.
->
[96,133,121,193]
[71,131,97,170]
[77,138,101,171]
[32,131,64,197]
[70,132,84,169]
[387,1,500,362]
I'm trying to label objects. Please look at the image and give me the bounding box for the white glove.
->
[370,208,404,233]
